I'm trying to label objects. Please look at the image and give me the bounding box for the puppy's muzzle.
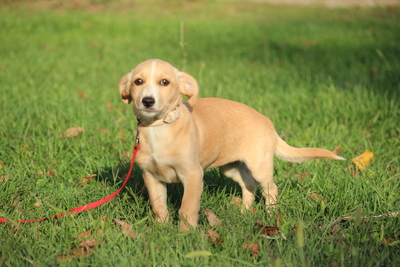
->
[142,97,155,108]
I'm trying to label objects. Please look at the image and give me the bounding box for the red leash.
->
[0,143,140,224]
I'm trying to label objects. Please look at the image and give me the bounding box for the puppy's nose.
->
[142,97,155,108]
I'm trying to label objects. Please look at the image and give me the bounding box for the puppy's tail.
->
[275,137,346,163]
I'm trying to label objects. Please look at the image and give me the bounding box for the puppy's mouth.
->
[135,107,161,120]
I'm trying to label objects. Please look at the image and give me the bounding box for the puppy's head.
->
[119,59,198,121]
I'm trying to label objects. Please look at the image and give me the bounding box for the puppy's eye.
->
[160,79,170,86]
[134,79,143,86]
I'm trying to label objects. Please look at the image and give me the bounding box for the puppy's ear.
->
[178,72,198,106]
[119,72,133,104]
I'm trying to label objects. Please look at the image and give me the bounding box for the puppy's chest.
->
[137,149,180,183]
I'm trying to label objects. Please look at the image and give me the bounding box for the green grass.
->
[1,1,399,266]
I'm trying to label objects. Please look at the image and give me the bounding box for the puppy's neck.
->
[137,107,180,127]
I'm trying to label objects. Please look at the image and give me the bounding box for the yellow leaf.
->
[351,150,374,171]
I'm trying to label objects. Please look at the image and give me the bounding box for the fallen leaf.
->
[351,150,373,171]
[332,146,342,155]
[41,43,50,50]
[119,128,124,139]
[0,164,2,169]
[362,131,371,138]
[78,230,92,239]
[0,174,10,182]
[295,171,309,182]
[78,92,89,99]
[304,40,318,49]
[59,127,83,138]
[114,219,137,239]
[97,128,108,134]
[256,216,286,239]
[229,196,241,207]
[107,101,113,112]
[308,193,325,203]
[256,220,279,236]
[80,238,101,248]
[276,214,281,228]
[80,19,92,27]
[207,229,223,245]
[243,243,260,256]
[57,230,102,261]
[83,174,97,184]
[47,170,55,177]
[204,209,222,227]
[34,200,41,208]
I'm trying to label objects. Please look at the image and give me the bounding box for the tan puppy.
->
[119,59,345,231]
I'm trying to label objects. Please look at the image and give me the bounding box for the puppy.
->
[119,59,345,231]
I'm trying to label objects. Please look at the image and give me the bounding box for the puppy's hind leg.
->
[220,162,257,210]
[245,155,278,210]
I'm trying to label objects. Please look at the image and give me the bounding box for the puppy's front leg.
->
[179,166,204,232]
[143,172,169,223]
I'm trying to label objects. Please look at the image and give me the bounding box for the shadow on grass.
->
[93,160,251,222]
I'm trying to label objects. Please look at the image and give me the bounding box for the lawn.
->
[0,1,399,266]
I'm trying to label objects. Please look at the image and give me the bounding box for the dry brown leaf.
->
[256,220,279,236]
[0,164,2,170]
[304,40,318,49]
[332,146,342,155]
[59,127,83,138]
[351,150,373,171]
[80,238,101,248]
[83,174,97,184]
[57,230,102,261]
[384,238,397,245]
[256,216,286,239]
[229,196,241,207]
[34,200,41,208]
[0,174,10,182]
[107,101,113,112]
[207,229,223,245]
[204,209,222,227]
[97,128,108,134]
[308,193,325,203]
[243,243,260,256]
[78,230,92,239]
[276,214,281,228]
[78,92,89,99]
[295,171,309,182]
[47,170,55,177]
[114,219,137,239]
